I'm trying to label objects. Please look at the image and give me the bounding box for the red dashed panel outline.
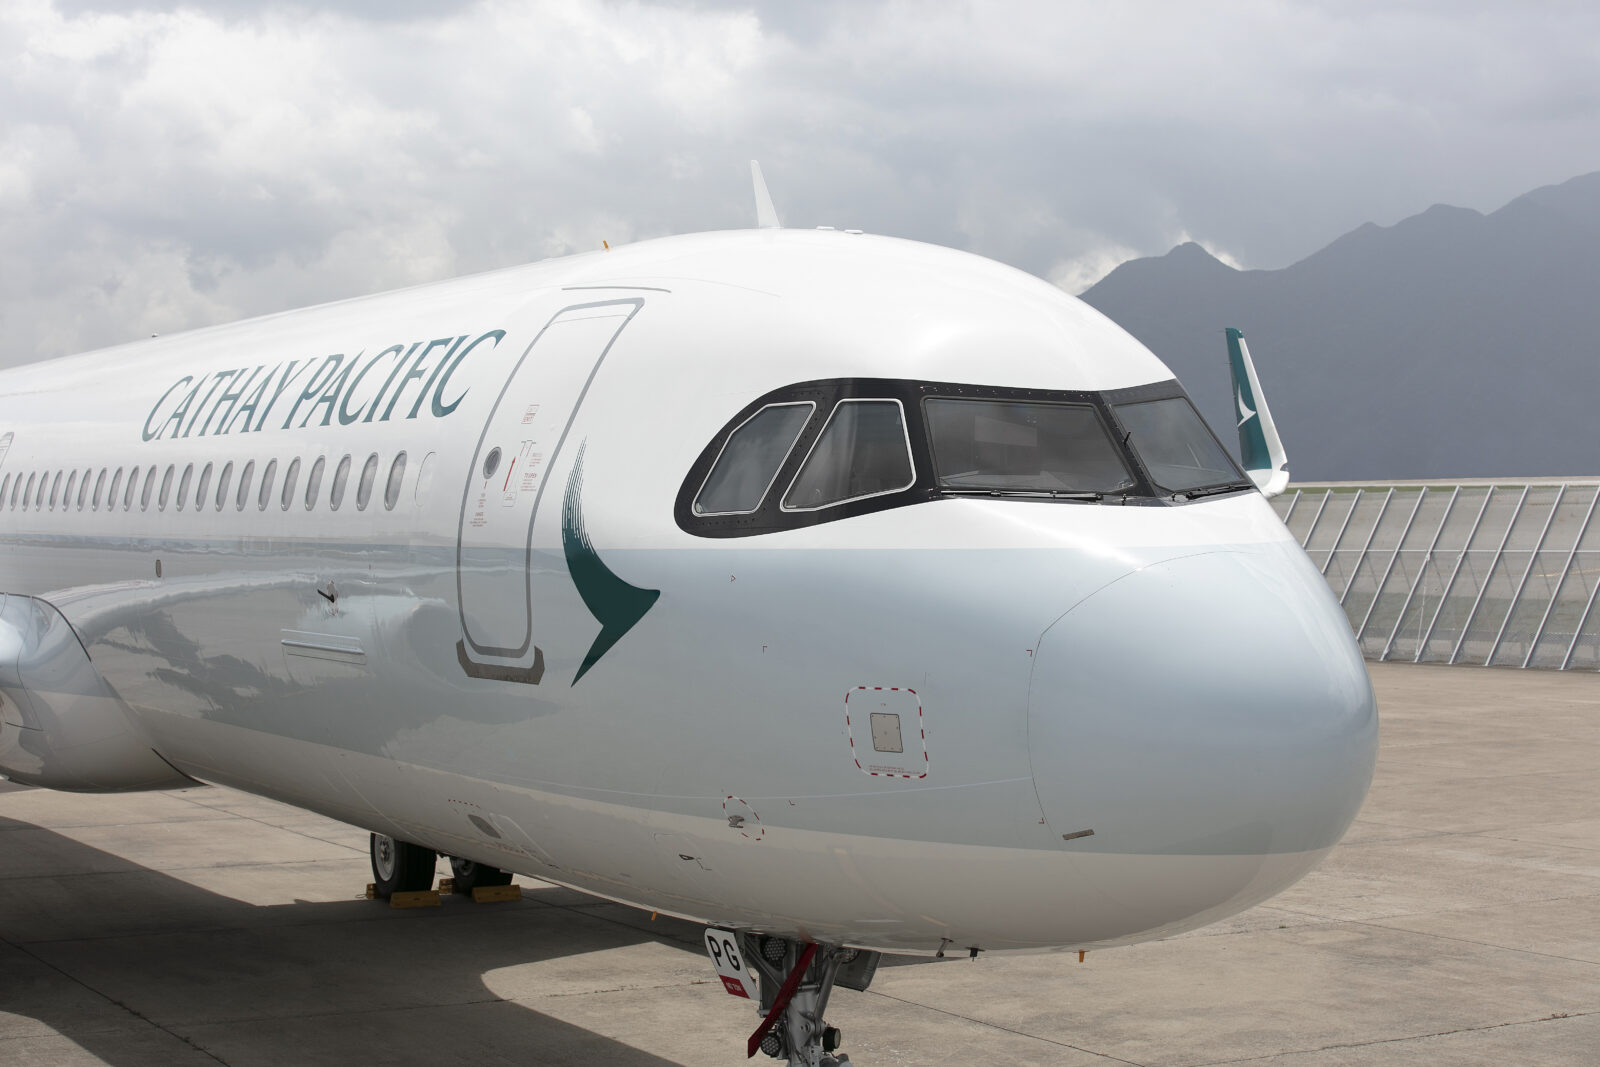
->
[844,687,928,779]
[722,795,764,840]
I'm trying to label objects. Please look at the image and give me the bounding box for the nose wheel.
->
[742,935,873,1066]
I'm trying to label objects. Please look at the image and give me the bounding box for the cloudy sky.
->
[3,0,1597,367]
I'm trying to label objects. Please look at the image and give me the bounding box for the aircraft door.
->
[456,298,643,681]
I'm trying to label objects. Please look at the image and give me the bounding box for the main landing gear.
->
[368,834,515,898]
[448,855,514,892]
[369,833,435,897]
[742,934,880,1067]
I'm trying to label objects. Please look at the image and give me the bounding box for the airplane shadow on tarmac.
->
[0,795,700,1066]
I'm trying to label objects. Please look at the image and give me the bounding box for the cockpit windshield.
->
[677,377,1249,539]
[1113,396,1246,494]
[924,399,1135,495]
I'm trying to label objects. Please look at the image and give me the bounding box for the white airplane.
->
[0,167,1374,1066]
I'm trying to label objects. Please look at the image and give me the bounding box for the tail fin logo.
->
[1235,384,1258,427]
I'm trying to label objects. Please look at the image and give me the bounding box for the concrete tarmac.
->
[2,662,1598,1065]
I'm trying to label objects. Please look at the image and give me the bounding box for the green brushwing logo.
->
[1227,327,1272,473]
[562,442,660,685]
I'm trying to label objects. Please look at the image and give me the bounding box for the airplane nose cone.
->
[1028,547,1377,935]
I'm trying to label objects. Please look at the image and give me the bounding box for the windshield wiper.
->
[1172,481,1254,500]
[938,487,1106,501]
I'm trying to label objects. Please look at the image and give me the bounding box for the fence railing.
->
[1273,480,1600,669]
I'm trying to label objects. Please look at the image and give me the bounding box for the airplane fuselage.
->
[0,229,1377,956]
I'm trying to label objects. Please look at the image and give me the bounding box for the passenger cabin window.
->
[77,468,90,509]
[1114,396,1245,495]
[304,456,325,510]
[258,459,277,511]
[356,453,379,511]
[924,399,1134,495]
[329,454,351,511]
[46,471,59,509]
[384,452,406,511]
[177,464,193,509]
[782,400,915,511]
[214,462,233,512]
[138,466,155,511]
[159,465,175,511]
[194,463,212,512]
[235,460,255,511]
[280,458,301,511]
[0,474,9,506]
[64,470,78,510]
[694,403,813,515]
[92,469,106,510]
[122,467,138,511]
[23,472,35,510]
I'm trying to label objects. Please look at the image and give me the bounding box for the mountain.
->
[1079,172,1600,481]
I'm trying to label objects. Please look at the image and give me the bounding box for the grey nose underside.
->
[1028,548,1378,859]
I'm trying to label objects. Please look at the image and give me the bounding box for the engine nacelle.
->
[0,593,193,792]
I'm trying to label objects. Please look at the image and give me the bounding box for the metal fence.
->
[1273,481,1600,669]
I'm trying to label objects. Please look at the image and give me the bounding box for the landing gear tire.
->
[369,833,436,897]
[447,855,513,892]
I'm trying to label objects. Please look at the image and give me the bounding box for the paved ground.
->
[2,662,1598,1066]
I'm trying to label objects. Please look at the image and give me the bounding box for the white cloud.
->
[2,0,1599,366]
[1169,231,1243,272]
[1047,243,1141,296]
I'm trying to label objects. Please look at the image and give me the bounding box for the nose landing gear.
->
[742,934,878,1067]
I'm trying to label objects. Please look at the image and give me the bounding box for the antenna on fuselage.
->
[750,160,781,229]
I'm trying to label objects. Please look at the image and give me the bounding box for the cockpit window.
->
[677,377,1238,539]
[1114,396,1245,494]
[782,400,914,511]
[693,402,813,516]
[924,399,1134,495]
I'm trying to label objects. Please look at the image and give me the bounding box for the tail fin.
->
[1225,327,1290,498]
